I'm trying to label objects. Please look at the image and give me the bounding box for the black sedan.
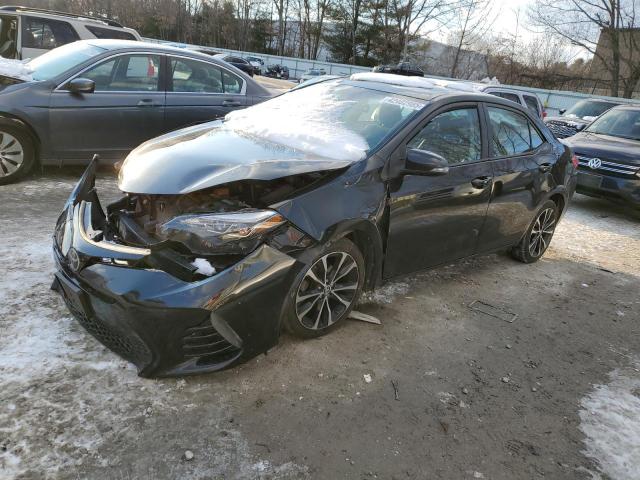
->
[52,73,577,377]
[213,54,255,77]
[562,105,640,209]
[0,40,270,184]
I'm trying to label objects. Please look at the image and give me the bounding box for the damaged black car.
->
[52,73,578,377]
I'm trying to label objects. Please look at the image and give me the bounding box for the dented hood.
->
[118,122,353,194]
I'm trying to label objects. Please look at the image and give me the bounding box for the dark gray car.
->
[0,39,271,184]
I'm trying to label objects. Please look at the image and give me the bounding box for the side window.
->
[523,95,540,115]
[85,26,136,40]
[407,107,482,165]
[22,16,79,50]
[79,55,160,91]
[491,91,520,104]
[222,70,243,94]
[170,57,223,93]
[488,106,544,156]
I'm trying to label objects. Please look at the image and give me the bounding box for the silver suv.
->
[0,6,140,60]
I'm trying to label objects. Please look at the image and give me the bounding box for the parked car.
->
[0,39,271,184]
[298,68,326,83]
[373,62,424,77]
[545,98,621,138]
[0,6,140,60]
[479,86,546,119]
[264,63,289,80]
[213,54,254,76]
[245,55,263,75]
[562,104,640,209]
[52,72,577,377]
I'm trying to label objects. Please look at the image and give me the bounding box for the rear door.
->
[49,53,165,162]
[164,55,246,132]
[384,103,493,278]
[522,93,543,118]
[476,103,558,251]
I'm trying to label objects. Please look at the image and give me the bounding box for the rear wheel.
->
[283,238,365,338]
[0,127,35,185]
[511,200,558,263]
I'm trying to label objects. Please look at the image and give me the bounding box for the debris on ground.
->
[468,300,518,323]
[391,380,399,400]
[349,310,382,324]
[363,374,372,383]
[183,450,194,461]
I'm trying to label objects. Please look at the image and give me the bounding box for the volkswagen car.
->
[0,39,270,184]
[562,104,640,209]
[52,73,577,377]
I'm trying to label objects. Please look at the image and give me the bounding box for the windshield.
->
[27,42,106,81]
[564,100,619,119]
[585,108,640,141]
[224,80,426,161]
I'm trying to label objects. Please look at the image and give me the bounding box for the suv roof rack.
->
[0,5,124,28]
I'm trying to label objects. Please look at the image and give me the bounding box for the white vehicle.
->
[0,6,140,60]
[478,86,546,119]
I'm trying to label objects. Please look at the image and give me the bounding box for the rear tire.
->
[511,200,558,263]
[283,238,365,339]
[0,127,35,185]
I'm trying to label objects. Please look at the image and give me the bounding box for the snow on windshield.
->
[0,58,33,82]
[224,81,424,162]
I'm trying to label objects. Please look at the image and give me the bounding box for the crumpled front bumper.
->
[52,159,302,377]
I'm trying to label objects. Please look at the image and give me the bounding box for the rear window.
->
[491,91,520,104]
[85,25,136,41]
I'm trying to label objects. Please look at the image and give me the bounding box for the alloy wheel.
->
[0,132,24,178]
[528,207,556,258]
[295,251,360,330]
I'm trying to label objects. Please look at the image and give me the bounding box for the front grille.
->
[182,319,240,366]
[576,155,640,178]
[546,121,578,139]
[60,286,152,366]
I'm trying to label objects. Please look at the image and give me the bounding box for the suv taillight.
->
[542,110,547,118]
[571,154,579,169]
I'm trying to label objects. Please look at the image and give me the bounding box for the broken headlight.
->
[157,210,286,255]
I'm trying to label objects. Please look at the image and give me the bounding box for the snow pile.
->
[579,362,640,480]
[479,76,501,85]
[350,72,478,93]
[0,58,33,81]
[224,81,369,162]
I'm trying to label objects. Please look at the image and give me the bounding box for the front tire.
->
[511,200,558,263]
[283,238,365,339]
[0,127,35,185]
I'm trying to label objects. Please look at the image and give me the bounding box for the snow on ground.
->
[0,176,306,479]
[0,58,33,81]
[579,359,640,480]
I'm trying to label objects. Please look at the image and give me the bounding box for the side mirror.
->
[575,123,587,131]
[559,108,566,115]
[67,78,95,94]
[404,148,449,176]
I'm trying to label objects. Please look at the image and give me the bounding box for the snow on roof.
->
[224,81,369,162]
[0,58,33,82]
[350,72,481,93]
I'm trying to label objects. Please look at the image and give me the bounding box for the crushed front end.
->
[52,159,317,377]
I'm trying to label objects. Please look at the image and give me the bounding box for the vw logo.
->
[588,157,602,169]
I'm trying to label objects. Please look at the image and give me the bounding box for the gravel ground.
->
[0,170,638,480]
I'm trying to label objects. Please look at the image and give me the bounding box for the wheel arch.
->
[0,114,41,159]
[320,219,384,291]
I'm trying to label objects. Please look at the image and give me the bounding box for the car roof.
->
[608,103,640,111]
[82,39,215,60]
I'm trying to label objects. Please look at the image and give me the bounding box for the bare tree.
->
[447,0,494,77]
[529,0,640,97]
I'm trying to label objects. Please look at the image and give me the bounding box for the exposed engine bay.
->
[100,172,331,280]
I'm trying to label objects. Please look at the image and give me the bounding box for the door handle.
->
[471,176,491,189]
[538,162,552,173]
[137,99,157,107]
[222,100,242,107]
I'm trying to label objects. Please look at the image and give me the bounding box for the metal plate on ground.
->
[468,300,517,323]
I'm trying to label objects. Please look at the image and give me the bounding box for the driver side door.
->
[384,103,493,278]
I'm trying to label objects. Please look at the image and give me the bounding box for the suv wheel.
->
[0,127,35,185]
[283,238,365,338]
[511,200,558,263]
